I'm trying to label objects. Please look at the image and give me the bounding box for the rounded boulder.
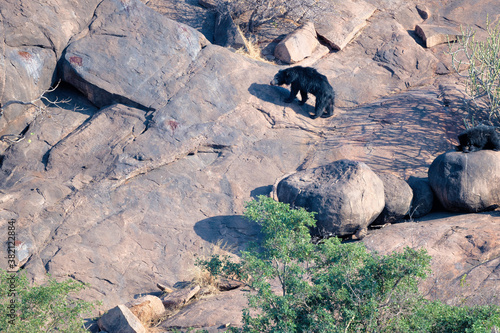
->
[429,151,500,212]
[276,160,385,237]
[372,173,413,225]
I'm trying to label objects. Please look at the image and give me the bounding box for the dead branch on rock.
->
[0,80,70,117]
[0,80,86,145]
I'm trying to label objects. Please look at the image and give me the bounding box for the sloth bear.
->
[456,125,500,152]
[270,66,335,119]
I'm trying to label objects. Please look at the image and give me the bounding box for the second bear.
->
[270,66,335,119]
[456,125,500,152]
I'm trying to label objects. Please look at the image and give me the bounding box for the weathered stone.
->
[364,213,500,307]
[407,176,434,218]
[429,151,500,212]
[218,278,245,291]
[61,0,208,109]
[157,283,174,293]
[306,0,376,50]
[372,173,413,225]
[274,22,319,64]
[126,295,165,326]
[0,0,498,323]
[0,0,101,136]
[158,289,247,331]
[98,304,147,333]
[393,5,424,30]
[277,160,385,237]
[415,24,461,48]
[161,284,201,309]
[214,11,246,50]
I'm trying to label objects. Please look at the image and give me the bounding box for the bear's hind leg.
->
[312,98,327,119]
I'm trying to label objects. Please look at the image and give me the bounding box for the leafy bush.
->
[448,20,500,127]
[0,269,98,332]
[198,195,500,332]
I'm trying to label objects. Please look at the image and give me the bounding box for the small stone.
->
[98,304,146,333]
[415,24,461,48]
[126,295,165,326]
[161,284,201,310]
[156,283,174,293]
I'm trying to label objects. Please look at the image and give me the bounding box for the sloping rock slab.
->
[306,0,376,50]
[61,0,209,109]
[159,289,247,331]
[364,212,500,307]
[0,0,100,134]
[429,151,500,212]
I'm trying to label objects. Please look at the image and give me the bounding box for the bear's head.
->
[270,69,291,86]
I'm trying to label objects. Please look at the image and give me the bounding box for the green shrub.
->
[448,20,500,127]
[198,196,500,332]
[0,269,98,332]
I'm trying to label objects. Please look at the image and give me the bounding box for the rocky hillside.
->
[0,0,499,331]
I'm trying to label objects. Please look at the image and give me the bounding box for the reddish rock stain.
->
[18,51,32,60]
[168,120,179,134]
[69,56,83,66]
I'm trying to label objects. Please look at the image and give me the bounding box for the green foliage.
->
[240,196,433,332]
[448,19,500,127]
[195,254,246,281]
[0,269,98,333]
[199,195,500,332]
[405,301,500,333]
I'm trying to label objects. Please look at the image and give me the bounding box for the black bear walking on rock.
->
[270,66,335,119]
[456,125,500,152]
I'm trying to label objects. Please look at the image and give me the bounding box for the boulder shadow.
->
[250,185,273,199]
[194,215,262,254]
[248,82,315,118]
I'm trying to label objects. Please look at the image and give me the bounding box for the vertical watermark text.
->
[5,218,17,326]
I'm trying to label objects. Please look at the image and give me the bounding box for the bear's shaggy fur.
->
[270,66,335,119]
[456,125,500,152]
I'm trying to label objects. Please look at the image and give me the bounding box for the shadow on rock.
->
[250,185,273,199]
[319,89,465,176]
[194,215,261,253]
[248,82,315,118]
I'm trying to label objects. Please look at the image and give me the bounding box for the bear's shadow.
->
[249,83,316,118]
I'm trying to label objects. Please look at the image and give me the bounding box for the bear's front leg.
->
[298,90,308,105]
[285,83,300,103]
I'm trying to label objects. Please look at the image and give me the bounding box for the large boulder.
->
[274,22,319,64]
[277,160,385,237]
[407,176,434,218]
[60,0,209,109]
[305,0,376,50]
[429,151,500,212]
[372,173,413,225]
